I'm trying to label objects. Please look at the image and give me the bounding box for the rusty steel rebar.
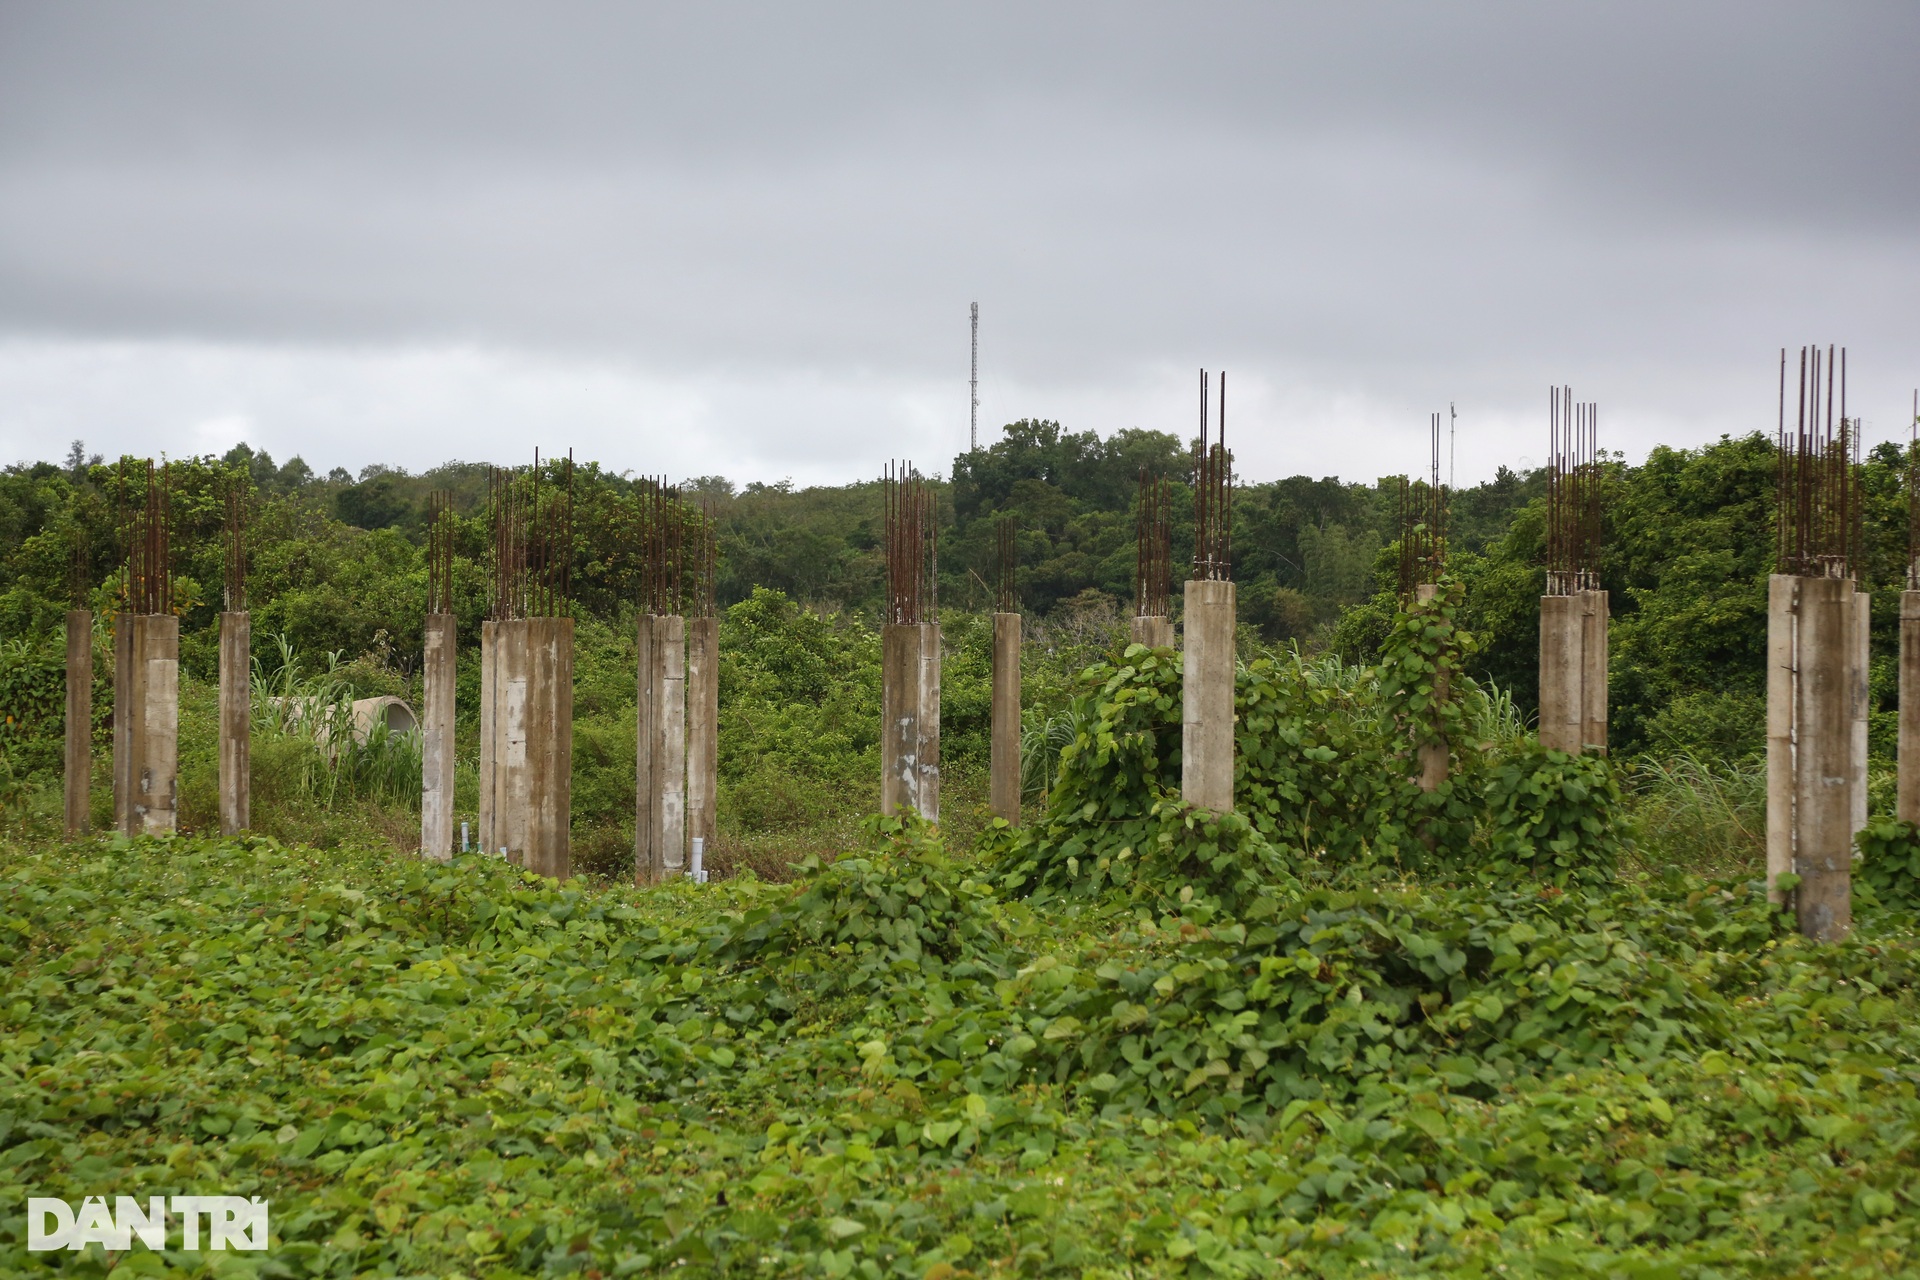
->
[690,499,718,618]
[637,476,686,617]
[995,517,1017,614]
[426,490,456,615]
[1776,345,1859,579]
[119,459,172,617]
[491,452,575,620]
[1546,387,1601,596]
[1134,467,1171,619]
[1192,369,1233,582]
[223,468,249,613]
[884,462,937,624]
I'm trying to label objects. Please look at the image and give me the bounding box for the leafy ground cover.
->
[4,817,1918,1278]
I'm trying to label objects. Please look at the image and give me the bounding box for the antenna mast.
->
[970,301,979,451]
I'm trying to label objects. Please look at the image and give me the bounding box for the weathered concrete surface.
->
[1900,590,1920,824]
[218,611,250,835]
[113,613,178,836]
[635,614,686,882]
[1539,591,1610,755]
[881,622,942,820]
[420,613,456,860]
[1793,575,1853,943]
[1181,580,1236,813]
[687,616,719,863]
[1130,615,1174,650]
[478,620,497,854]
[1851,588,1870,845]
[1766,575,1795,904]
[521,617,573,880]
[1538,593,1581,754]
[64,609,90,836]
[991,612,1021,824]
[1580,590,1609,753]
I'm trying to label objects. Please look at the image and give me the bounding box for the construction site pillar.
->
[882,622,941,821]
[64,609,90,836]
[686,615,718,866]
[1851,588,1870,843]
[113,613,178,836]
[1791,576,1854,942]
[218,611,250,835]
[1581,590,1609,752]
[1181,580,1235,812]
[1130,615,1174,650]
[991,612,1021,823]
[478,620,497,854]
[1413,583,1448,792]
[1766,575,1795,903]
[420,613,456,860]
[1900,589,1920,823]
[522,617,573,880]
[636,614,686,881]
[1539,591,1609,754]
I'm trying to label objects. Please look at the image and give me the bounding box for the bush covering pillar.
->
[64,609,90,836]
[991,611,1021,824]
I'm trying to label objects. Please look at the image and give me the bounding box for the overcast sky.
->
[1,2,1915,489]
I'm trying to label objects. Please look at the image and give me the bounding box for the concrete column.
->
[635,614,685,881]
[522,617,573,880]
[1793,575,1852,942]
[1537,594,1581,754]
[64,609,90,837]
[1580,590,1609,753]
[218,611,250,835]
[1130,615,1174,650]
[113,613,178,836]
[686,615,719,860]
[1899,589,1920,824]
[1412,583,1448,793]
[112,613,130,833]
[420,613,456,860]
[991,612,1021,824]
[1181,579,1236,812]
[1850,586,1870,844]
[496,619,532,863]
[478,620,497,854]
[1766,575,1796,904]
[881,622,924,818]
[916,621,941,823]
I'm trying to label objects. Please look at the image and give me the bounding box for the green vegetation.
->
[4,426,1920,1273]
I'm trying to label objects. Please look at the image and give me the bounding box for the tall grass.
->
[252,635,421,811]
[1622,753,1766,879]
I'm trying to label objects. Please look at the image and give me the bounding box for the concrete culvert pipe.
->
[350,696,417,742]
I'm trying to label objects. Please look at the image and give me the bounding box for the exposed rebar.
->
[884,462,937,624]
[690,499,718,618]
[1396,414,1448,598]
[426,490,456,615]
[995,517,1017,613]
[119,459,172,616]
[490,452,574,620]
[223,468,249,613]
[1776,345,1859,579]
[1134,467,1171,619]
[1192,369,1233,582]
[1546,387,1601,596]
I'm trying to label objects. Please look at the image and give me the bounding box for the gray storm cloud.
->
[0,1,1914,484]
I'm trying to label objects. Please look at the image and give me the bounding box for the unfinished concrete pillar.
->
[1181,579,1235,812]
[1850,587,1870,844]
[1899,589,1920,824]
[218,611,250,834]
[1792,575,1854,942]
[420,613,456,860]
[1539,590,1609,754]
[1766,575,1795,904]
[478,619,498,854]
[1580,590,1609,752]
[64,609,90,837]
[636,613,686,881]
[522,617,573,879]
[881,622,940,820]
[991,612,1020,823]
[686,614,718,861]
[1412,583,1449,792]
[1130,615,1174,650]
[112,613,178,836]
